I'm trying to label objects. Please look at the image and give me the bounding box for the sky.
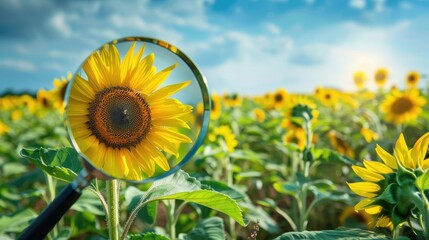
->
[1,0,429,96]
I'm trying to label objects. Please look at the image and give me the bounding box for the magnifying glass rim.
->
[64,36,211,183]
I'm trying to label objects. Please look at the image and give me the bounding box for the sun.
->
[380,89,426,125]
[67,42,193,180]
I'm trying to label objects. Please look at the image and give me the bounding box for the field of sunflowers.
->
[1,68,429,240]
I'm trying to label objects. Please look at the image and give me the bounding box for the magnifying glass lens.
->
[65,37,210,182]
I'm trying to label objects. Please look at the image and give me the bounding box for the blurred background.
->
[1,0,428,95]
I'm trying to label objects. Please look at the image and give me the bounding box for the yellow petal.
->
[144,64,177,94]
[352,166,384,182]
[347,182,380,198]
[355,198,374,211]
[411,132,429,169]
[148,80,191,102]
[363,160,393,174]
[375,144,398,169]
[364,205,382,214]
[151,126,192,143]
[394,133,414,168]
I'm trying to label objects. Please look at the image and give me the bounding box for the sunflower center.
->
[87,86,151,148]
[391,97,413,115]
[375,73,385,81]
[408,75,416,83]
[274,94,283,103]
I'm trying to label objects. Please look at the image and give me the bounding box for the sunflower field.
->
[1,67,429,240]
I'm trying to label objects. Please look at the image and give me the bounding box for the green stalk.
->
[165,200,176,240]
[225,155,237,240]
[107,179,120,240]
[46,174,58,238]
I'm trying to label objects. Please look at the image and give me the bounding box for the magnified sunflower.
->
[67,42,193,180]
[380,89,426,125]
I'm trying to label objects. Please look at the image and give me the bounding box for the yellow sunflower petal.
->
[363,160,393,174]
[394,134,414,168]
[364,205,382,214]
[144,64,177,93]
[375,144,398,169]
[148,80,191,102]
[347,182,380,198]
[411,132,429,169]
[151,126,192,143]
[352,166,385,182]
[355,198,374,211]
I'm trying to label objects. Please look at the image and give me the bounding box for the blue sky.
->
[1,0,429,95]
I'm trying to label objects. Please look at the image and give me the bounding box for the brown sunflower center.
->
[375,73,386,81]
[274,93,283,103]
[87,86,151,148]
[408,75,416,83]
[391,97,413,115]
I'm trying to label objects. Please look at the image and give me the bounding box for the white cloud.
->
[399,1,412,10]
[50,12,71,37]
[265,22,281,35]
[0,59,36,72]
[373,0,386,12]
[349,0,366,9]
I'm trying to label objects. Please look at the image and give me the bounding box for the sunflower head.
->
[66,38,208,181]
[374,68,388,87]
[348,133,429,230]
[406,71,421,89]
[354,71,367,90]
[380,89,426,125]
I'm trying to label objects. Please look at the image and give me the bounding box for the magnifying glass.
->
[19,36,210,239]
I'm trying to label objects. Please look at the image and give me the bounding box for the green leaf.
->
[20,147,82,182]
[273,227,387,240]
[71,190,105,215]
[182,217,225,240]
[54,228,71,240]
[139,170,245,226]
[273,182,299,197]
[125,186,157,225]
[416,170,429,191]
[0,209,37,234]
[313,148,356,165]
[128,232,170,240]
[240,201,280,234]
[201,180,246,201]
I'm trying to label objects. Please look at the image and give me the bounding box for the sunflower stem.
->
[107,179,120,240]
[45,174,58,238]
[165,200,176,240]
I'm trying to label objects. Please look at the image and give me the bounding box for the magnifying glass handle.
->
[19,169,93,240]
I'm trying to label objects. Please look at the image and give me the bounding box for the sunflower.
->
[354,71,367,90]
[252,108,265,122]
[339,206,373,228]
[51,72,72,111]
[361,127,379,143]
[272,88,289,109]
[405,71,421,89]
[328,130,354,158]
[67,42,193,180]
[210,93,222,120]
[380,89,426,125]
[348,133,429,230]
[0,121,10,135]
[223,93,242,108]
[208,125,238,153]
[374,68,388,88]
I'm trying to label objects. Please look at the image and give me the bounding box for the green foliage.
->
[273,228,387,240]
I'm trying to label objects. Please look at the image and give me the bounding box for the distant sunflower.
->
[208,125,238,153]
[272,88,289,109]
[51,72,72,111]
[374,68,388,88]
[361,127,379,143]
[223,93,242,108]
[210,93,222,120]
[354,71,367,90]
[380,89,426,125]
[252,108,265,122]
[406,71,421,89]
[328,130,354,158]
[348,133,429,229]
[67,42,192,180]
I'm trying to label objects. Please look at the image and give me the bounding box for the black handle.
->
[19,184,82,240]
